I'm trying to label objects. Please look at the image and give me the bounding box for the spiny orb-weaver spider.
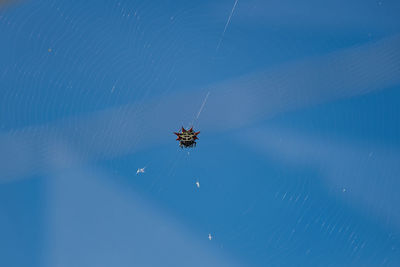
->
[174,127,200,148]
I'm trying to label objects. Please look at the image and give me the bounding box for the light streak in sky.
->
[216,0,239,51]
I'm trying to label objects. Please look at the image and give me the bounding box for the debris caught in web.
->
[136,167,145,175]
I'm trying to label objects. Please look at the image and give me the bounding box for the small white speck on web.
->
[208,233,213,240]
[195,180,200,188]
[136,167,146,175]
[342,188,346,192]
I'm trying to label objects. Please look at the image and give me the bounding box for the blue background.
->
[1,0,400,266]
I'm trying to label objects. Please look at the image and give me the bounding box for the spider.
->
[174,127,200,148]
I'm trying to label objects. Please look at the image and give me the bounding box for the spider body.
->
[174,127,200,148]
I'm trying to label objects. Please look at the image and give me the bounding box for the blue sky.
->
[1,0,400,266]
